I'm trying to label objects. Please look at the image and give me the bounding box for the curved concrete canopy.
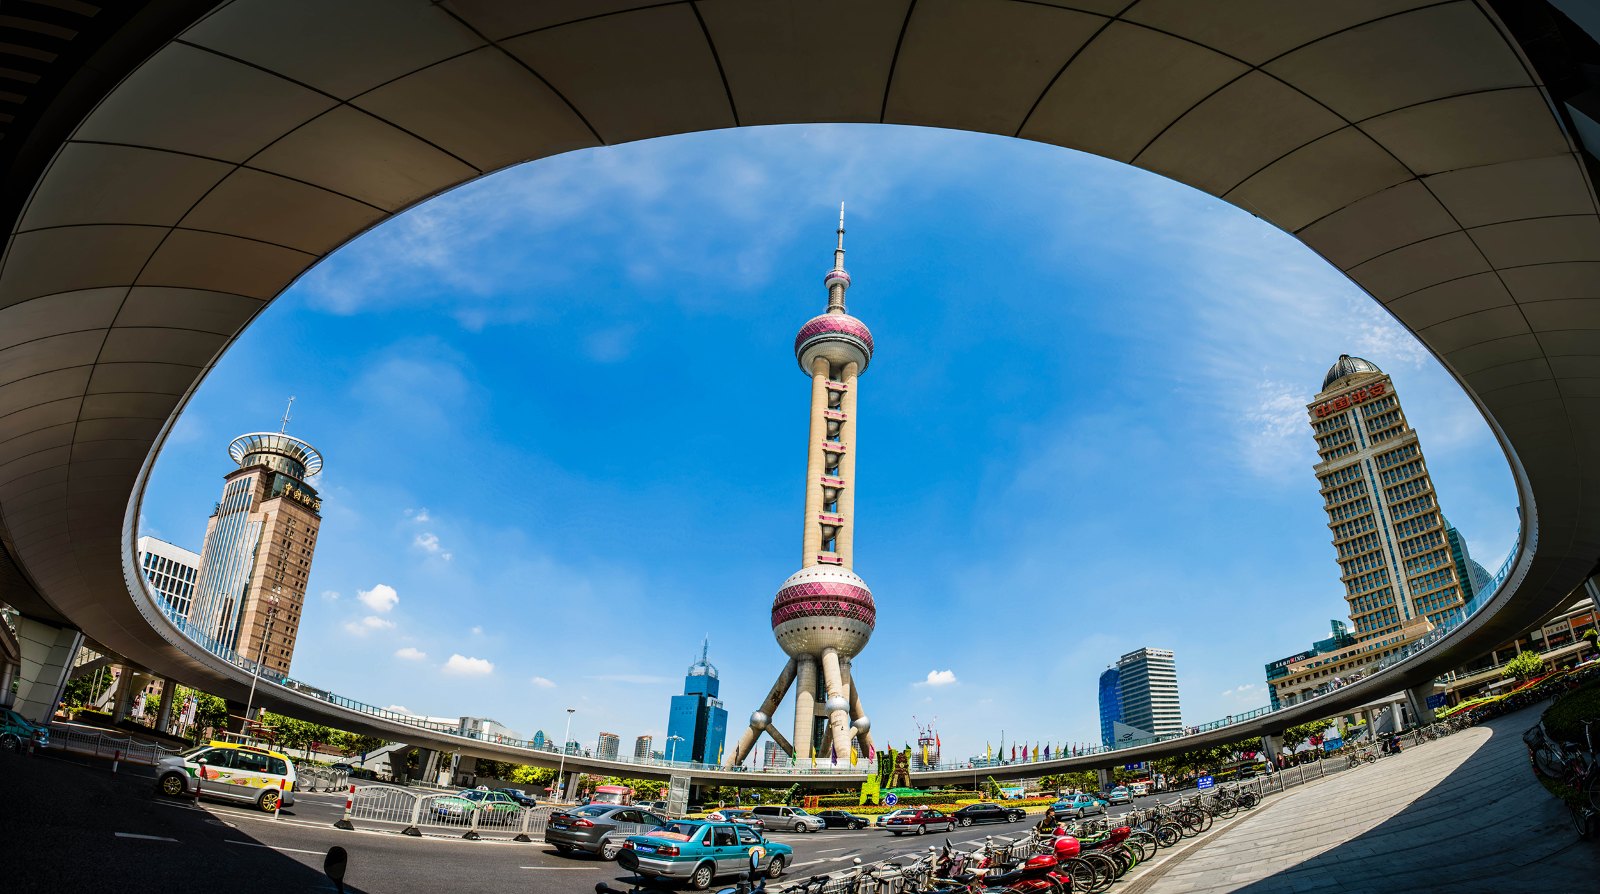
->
[3,0,1600,769]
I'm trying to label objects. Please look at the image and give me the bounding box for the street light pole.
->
[556,708,575,802]
[242,590,281,734]
[668,734,684,764]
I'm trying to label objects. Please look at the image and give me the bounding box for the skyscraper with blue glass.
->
[666,640,728,764]
[1097,666,1121,747]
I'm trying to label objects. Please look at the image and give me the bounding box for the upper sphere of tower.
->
[771,565,875,659]
[1322,354,1383,391]
[795,312,874,375]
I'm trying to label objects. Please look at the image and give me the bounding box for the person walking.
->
[1036,806,1059,836]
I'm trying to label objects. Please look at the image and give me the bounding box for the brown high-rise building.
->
[1310,356,1468,637]
[189,424,323,677]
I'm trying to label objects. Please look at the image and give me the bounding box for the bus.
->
[590,784,633,805]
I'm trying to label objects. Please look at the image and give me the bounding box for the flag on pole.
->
[986,742,992,763]
[850,745,858,766]
[1044,743,1050,760]
[921,741,929,767]
[831,742,837,765]
[811,751,817,769]
[1010,744,1016,762]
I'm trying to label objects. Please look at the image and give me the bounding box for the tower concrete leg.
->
[730,658,797,765]
[819,648,854,762]
[843,659,875,757]
[10,617,83,723]
[793,656,817,761]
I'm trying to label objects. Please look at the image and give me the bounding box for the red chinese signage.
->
[1315,381,1386,418]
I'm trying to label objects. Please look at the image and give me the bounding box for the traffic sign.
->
[1196,775,1215,790]
[884,792,899,806]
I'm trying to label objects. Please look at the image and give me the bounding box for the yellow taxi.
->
[156,740,298,812]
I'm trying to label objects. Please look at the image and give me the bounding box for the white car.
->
[1107,786,1132,805]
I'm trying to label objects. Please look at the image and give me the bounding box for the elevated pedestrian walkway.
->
[1136,704,1593,894]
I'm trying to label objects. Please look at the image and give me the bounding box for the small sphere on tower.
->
[795,313,874,375]
[770,565,875,659]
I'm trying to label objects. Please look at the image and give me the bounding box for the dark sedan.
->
[884,808,955,836]
[951,803,1025,827]
[498,788,538,807]
[546,805,668,860]
[815,810,869,830]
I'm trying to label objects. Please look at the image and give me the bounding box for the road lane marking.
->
[226,840,327,856]
[519,867,596,870]
[817,847,849,853]
[115,832,180,842]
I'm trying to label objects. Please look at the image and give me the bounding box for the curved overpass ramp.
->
[2,0,1600,780]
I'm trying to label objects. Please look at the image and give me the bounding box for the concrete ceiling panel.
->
[79,393,181,422]
[0,290,124,352]
[1441,333,1540,376]
[72,43,334,163]
[1557,379,1600,399]
[1363,88,1570,176]
[1020,22,1245,161]
[699,0,909,126]
[884,0,1100,134]
[181,168,386,257]
[0,399,80,445]
[1500,262,1600,303]
[1,482,69,516]
[1264,4,1528,122]
[354,48,598,172]
[0,226,162,310]
[1384,272,1513,330]
[444,0,668,41]
[73,418,165,444]
[1536,330,1600,358]
[1468,216,1600,269]
[250,106,479,212]
[0,331,106,386]
[1297,180,1458,269]
[0,426,73,471]
[1419,305,1530,354]
[1424,155,1593,229]
[181,0,484,100]
[99,329,227,368]
[1124,0,1430,65]
[1522,298,1600,332]
[0,367,91,419]
[1225,126,1411,232]
[505,5,734,145]
[1346,231,1489,300]
[136,230,314,300]
[67,440,145,464]
[1549,355,1600,378]
[1479,377,1561,405]
[1138,71,1344,195]
[20,144,232,232]
[112,288,264,337]
[85,363,204,396]
[0,466,68,504]
[1464,357,1553,396]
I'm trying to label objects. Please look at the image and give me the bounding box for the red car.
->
[884,808,956,836]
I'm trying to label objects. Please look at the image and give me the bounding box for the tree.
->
[62,671,114,710]
[1503,650,1546,681]
[511,765,556,788]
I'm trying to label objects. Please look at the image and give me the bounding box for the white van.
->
[1128,782,1149,797]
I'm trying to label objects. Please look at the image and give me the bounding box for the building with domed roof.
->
[666,638,727,764]
[729,207,879,767]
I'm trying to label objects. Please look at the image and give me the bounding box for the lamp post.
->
[556,708,575,802]
[242,590,281,734]
[667,734,684,764]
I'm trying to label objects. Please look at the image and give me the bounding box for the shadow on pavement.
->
[2,749,363,893]
[1230,703,1595,894]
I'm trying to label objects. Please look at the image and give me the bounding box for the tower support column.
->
[793,656,817,761]
[802,357,830,563]
[837,362,860,566]
[819,648,854,761]
[730,658,798,765]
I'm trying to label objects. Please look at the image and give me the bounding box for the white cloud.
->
[385,705,413,715]
[357,583,399,613]
[531,676,556,689]
[917,669,959,687]
[405,507,431,523]
[443,654,494,676]
[394,646,427,661]
[344,615,395,636]
[414,532,453,561]
[471,625,484,635]
[322,590,340,601]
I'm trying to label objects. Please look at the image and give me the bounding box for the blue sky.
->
[140,124,1516,763]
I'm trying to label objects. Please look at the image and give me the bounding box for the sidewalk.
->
[1134,704,1594,894]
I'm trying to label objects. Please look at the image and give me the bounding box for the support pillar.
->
[1261,734,1283,766]
[843,658,875,758]
[458,755,477,786]
[10,617,83,723]
[413,747,437,785]
[154,678,175,734]
[802,357,830,561]
[1405,683,1436,726]
[0,660,15,710]
[819,648,854,762]
[793,656,817,762]
[565,770,582,802]
[1097,767,1113,792]
[837,362,859,565]
[111,668,138,723]
[730,658,797,765]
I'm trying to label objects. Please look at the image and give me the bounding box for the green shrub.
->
[1544,678,1600,742]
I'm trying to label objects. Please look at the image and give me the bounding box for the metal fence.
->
[339,784,553,841]
[45,723,183,765]
[294,765,349,792]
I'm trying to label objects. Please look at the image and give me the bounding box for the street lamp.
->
[242,590,281,733]
[667,734,684,763]
[556,707,575,802]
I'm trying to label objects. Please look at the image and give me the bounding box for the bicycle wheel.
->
[1533,744,1567,779]
[1191,809,1214,833]
[1569,802,1595,840]
[1126,831,1156,862]
[1063,858,1099,894]
[1154,823,1182,848]
[1176,812,1201,838]
[1212,800,1238,819]
[1083,852,1118,889]
[1239,791,1260,809]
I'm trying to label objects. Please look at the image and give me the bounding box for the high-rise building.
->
[1115,648,1182,740]
[1097,667,1122,748]
[1443,518,1494,604]
[597,732,620,760]
[1311,356,1468,635]
[531,730,548,751]
[761,740,783,768]
[730,207,878,766]
[188,418,323,676]
[136,536,200,619]
[459,716,520,743]
[634,735,653,760]
[666,640,728,764]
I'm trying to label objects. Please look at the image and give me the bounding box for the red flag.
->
[1010,744,1016,761]
[936,733,941,748]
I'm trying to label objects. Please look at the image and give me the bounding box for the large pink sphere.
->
[795,313,873,375]
[771,566,875,658]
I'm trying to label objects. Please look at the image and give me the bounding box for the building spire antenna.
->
[826,202,850,314]
[278,396,295,434]
[701,635,709,664]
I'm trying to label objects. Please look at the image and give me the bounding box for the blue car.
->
[1053,793,1108,818]
[618,820,792,890]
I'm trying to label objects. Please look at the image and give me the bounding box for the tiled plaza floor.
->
[1137,703,1596,894]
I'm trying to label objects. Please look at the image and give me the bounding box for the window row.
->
[1374,442,1419,470]
[1359,395,1399,417]
[1385,477,1432,504]
[1379,459,1424,487]
[1340,552,1388,578]
[1399,528,1444,558]
[1324,480,1368,507]
[1328,497,1372,522]
[1333,516,1377,542]
[1318,464,1364,489]
[1395,511,1439,540]
[1345,567,1391,595]
[1403,547,1450,577]
[1391,492,1436,522]
[1336,531,1382,559]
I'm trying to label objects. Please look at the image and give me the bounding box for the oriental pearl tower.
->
[729,206,878,767]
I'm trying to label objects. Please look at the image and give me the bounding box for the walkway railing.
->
[45,723,183,765]
[141,525,1522,774]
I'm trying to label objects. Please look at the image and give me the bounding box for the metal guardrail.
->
[294,766,349,792]
[338,784,554,841]
[44,723,183,765]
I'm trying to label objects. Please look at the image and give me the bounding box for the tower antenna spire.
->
[826,202,850,314]
[279,396,295,434]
